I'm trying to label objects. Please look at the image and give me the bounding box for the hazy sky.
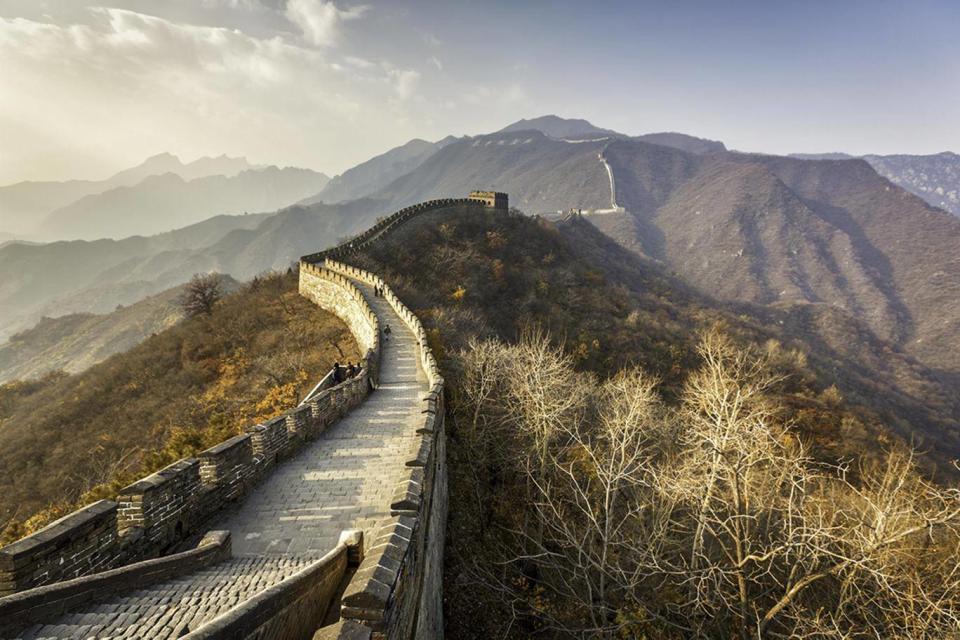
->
[1,0,958,184]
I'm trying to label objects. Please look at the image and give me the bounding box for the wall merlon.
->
[118,458,200,498]
[199,434,254,499]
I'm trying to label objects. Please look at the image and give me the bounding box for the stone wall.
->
[2,193,495,638]
[313,259,450,637]
[0,367,371,596]
[0,531,231,635]
[303,196,493,638]
[0,501,119,596]
[299,262,380,387]
[300,198,485,266]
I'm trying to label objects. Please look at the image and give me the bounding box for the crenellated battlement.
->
[300,197,485,265]
[0,305,373,596]
[0,193,503,639]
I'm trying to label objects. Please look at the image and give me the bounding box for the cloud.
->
[344,55,374,69]
[386,67,421,101]
[0,7,423,182]
[428,55,442,71]
[201,0,262,9]
[284,0,367,47]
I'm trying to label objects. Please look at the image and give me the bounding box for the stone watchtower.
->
[469,190,509,210]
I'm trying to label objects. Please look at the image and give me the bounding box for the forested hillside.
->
[0,272,359,544]
[346,203,960,637]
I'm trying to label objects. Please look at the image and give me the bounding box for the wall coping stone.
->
[199,433,251,458]
[117,458,200,496]
[0,500,116,566]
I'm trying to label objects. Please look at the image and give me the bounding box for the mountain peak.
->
[144,151,179,161]
[498,115,621,139]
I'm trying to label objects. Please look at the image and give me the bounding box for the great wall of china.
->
[0,193,507,639]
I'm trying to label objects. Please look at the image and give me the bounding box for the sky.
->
[0,0,958,184]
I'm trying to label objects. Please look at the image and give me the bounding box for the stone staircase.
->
[2,277,428,640]
[12,556,316,639]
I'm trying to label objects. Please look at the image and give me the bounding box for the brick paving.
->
[9,279,427,640]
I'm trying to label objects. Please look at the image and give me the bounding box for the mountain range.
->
[305,136,459,205]
[0,198,382,342]
[497,114,728,153]
[40,167,330,240]
[0,153,328,240]
[296,118,960,374]
[1,115,958,398]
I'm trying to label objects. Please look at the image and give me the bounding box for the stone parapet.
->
[300,198,484,265]
[0,531,231,635]
[0,367,371,595]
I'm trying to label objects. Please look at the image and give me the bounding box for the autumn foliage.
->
[0,271,359,544]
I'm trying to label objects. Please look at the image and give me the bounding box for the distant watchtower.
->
[469,190,509,210]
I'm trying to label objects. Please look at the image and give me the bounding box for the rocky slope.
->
[792,151,960,216]
[0,284,186,383]
[369,130,613,213]
[304,136,457,205]
[863,152,960,216]
[567,141,960,372]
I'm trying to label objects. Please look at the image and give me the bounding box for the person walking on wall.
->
[384,323,392,342]
[333,361,344,384]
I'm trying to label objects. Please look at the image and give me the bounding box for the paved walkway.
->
[10,279,428,640]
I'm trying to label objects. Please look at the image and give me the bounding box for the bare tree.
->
[452,326,960,639]
[180,273,223,317]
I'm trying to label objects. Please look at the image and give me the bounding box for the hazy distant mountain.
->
[304,137,457,205]
[0,153,262,237]
[0,276,246,383]
[0,199,378,341]
[103,152,259,187]
[791,151,960,216]
[0,284,180,383]
[0,212,270,340]
[40,167,330,240]
[498,115,727,153]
